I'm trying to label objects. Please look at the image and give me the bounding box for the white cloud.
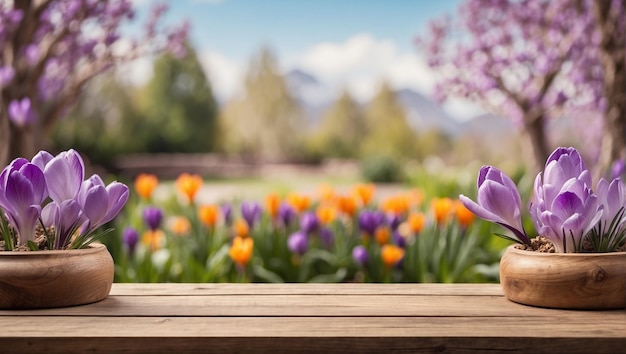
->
[442,98,487,122]
[190,33,486,121]
[288,33,438,102]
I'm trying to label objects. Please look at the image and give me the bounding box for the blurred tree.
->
[361,82,417,159]
[51,74,140,167]
[0,0,188,166]
[310,89,365,158]
[417,0,600,172]
[136,43,219,153]
[219,47,305,162]
[592,0,626,178]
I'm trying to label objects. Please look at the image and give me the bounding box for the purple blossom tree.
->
[0,0,189,167]
[417,0,625,173]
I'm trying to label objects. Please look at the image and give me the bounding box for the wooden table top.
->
[0,283,624,353]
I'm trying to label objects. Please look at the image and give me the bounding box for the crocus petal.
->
[18,163,47,204]
[5,172,36,214]
[31,150,54,171]
[44,158,81,201]
[476,180,523,229]
[102,182,129,224]
[81,184,108,226]
[41,203,59,229]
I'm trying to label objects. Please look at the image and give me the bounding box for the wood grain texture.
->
[0,243,113,309]
[500,245,626,309]
[1,283,625,353]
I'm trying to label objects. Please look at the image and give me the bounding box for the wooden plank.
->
[108,283,505,296]
[1,293,624,319]
[0,316,624,338]
[0,317,624,353]
[1,284,625,353]
[3,336,626,354]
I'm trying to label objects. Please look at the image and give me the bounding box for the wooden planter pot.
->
[500,245,626,310]
[0,243,114,309]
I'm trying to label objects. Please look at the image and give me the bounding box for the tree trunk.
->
[0,113,9,167]
[523,113,550,174]
[8,124,37,163]
[594,0,626,180]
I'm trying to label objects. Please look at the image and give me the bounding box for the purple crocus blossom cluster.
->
[0,149,129,250]
[461,147,626,253]
[286,211,334,256]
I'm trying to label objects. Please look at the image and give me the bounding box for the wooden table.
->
[0,283,624,353]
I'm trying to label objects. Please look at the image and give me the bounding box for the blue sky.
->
[130,0,482,120]
[165,0,462,60]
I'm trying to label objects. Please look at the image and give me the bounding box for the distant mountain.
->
[395,88,463,137]
[460,113,515,138]
[285,69,335,126]
[284,68,501,137]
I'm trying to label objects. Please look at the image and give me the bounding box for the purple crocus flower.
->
[460,165,530,245]
[221,203,232,226]
[288,231,308,255]
[386,213,402,231]
[77,174,129,233]
[122,227,139,255]
[41,149,85,202]
[299,211,319,235]
[358,210,385,236]
[241,201,261,228]
[530,147,602,252]
[8,98,36,127]
[319,227,334,249]
[143,206,163,231]
[278,202,296,227]
[595,178,626,229]
[0,160,47,244]
[393,231,406,248]
[41,199,86,249]
[352,245,369,266]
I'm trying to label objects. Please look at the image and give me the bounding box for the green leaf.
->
[252,265,284,283]
[308,268,347,283]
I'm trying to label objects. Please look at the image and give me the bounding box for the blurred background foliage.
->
[51,43,495,180]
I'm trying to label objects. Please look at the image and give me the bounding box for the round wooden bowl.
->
[0,243,114,309]
[500,245,626,310]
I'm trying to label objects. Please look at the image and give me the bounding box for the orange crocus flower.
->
[317,183,336,203]
[431,197,454,225]
[134,173,158,200]
[198,204,220,227]
[233,218,250,238]
[352,183,375,206]
[407,212,427,234]
[454,199,475,229]
[229,236,254,267]
[381,195,410,216]
[375,227,391,246]
[142,229,165,251]
[169,216,191,236]
[316,204,337,225]
[286,192,311,213]
[176,173,203,203]
[265,193,281,218]
[336,195,358,217]
[381,244,405,267]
